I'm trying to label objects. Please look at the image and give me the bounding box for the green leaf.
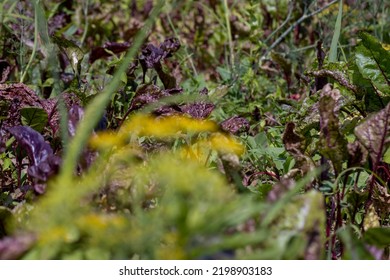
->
[216,67,231,81]
[359,32,390,88]
[364,89,389,113]
[329,0,343,62]
[356,32,390,96]
[363,227,390,248]
[52,35,84,77]
[383,147,390,164]
[20,107,48,133]
[35,1,50,48]
[338,226,374,260]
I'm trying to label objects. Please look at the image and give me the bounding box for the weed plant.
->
[0,0,389,259]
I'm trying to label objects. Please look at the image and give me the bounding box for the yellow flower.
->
[89,131,126,150]
[120,114,218,138]
[210,133,245,155]
[382,43,390,51]
[179,142,210,163]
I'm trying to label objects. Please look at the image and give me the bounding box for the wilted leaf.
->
[354,103,390,166]
[220,116,250,134]
[363,204,380,231]
[372,183,390,216]
[0,60,11,83]
[20,107,48,133]
[283,122,304,155]
[319,84,348,174]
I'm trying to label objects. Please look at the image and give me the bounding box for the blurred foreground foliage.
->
[0,0,389,259]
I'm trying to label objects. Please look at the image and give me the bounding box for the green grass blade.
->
[58,1,164,182]
[329,0,343,62]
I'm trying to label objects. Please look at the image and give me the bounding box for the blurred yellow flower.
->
[89,131,126,150]
[382,43,390,51]
[120,114,218,138]
[210,133,245,155]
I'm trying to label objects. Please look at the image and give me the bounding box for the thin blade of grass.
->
[329,0,343,62]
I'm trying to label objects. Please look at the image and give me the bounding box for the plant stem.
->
[80,0,89,47]
[20,2,39,83]
[264,0,294,44]
[166,10,198,76]
[223,0,235,72]
[260,0,338,62]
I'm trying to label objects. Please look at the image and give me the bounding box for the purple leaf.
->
[0,60,11,83]
[220,116,250,134]
[318,84,348,174]
[90,42,131,63]
[0,83,44,130]
[7,126,61,186]
[178,88,215,119]
[180,102,215,119]
[282,122,304,155]
[355,103,390,168]
[8,126,53,166]
[139,44,164,70]
[0,234,35,260]
[138,38,181,88]
[129,84,183,112]
[160,37,181,58]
